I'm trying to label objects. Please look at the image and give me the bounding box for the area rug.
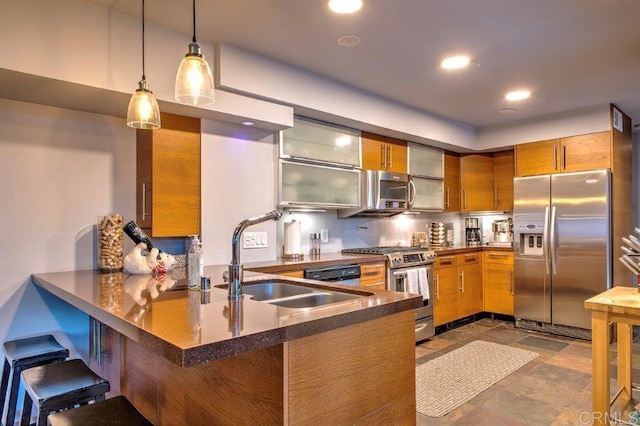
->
[416,340,538,417]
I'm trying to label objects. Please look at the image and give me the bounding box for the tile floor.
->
[415,318,638,425]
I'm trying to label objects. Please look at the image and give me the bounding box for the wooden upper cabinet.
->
[515,131,611,177]
[137,113,201,237]
[514,139,559,176]
[361,131,407,173]
[443,152,460,212]
[460,154,494,212]
[560,131,611,173]
[493,150,514,211]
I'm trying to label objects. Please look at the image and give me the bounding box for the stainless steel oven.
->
[342,247,437,342]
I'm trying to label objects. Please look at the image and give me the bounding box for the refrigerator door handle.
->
[543,206,550,275]
[549,205,558,275]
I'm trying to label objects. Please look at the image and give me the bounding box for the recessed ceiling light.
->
[441,56,470,70]
[505,90,531,101]
[337,35,361,47]
[241,121,255,126]
[328,0,363,14]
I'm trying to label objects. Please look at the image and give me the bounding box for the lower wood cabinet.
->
[278,270,304,278]
[483,251,514,315]
[359,262,386,290]
[434,253,482,326]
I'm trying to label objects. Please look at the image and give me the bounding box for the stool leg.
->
[0,358,10,422]
[6,366,23,426]
[36,407,49,426]
[20,391,32,426]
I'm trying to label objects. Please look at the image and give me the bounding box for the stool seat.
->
[20,359,109,426]
[47,396,152,426]
[1,335,69,426]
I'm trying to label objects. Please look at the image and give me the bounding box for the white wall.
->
[0,1,293,131]
[0,98,136,358]
[200,121,279,266]
[217,44,477,151]
[477,104,611,150]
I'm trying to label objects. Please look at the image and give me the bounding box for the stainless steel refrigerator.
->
[513,169,611,337]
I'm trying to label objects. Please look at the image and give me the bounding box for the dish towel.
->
[406,269,420,295]
[417,267,430,301]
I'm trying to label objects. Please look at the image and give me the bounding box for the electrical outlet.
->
[320,229,329,243]
[243,232,268,248]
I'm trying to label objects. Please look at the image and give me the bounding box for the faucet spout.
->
[228,209,282,299]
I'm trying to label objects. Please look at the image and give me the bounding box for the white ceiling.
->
[87,0,640,130]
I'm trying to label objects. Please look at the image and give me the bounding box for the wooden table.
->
[585,286,640,425]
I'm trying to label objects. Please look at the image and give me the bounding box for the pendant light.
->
[127,0,161,129]
[175,0,215,105]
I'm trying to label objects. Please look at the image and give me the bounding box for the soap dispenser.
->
[187,235,203,289]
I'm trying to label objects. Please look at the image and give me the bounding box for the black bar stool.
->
[47,395,153,425]
[1,335,69,426]
[19,359,110,426]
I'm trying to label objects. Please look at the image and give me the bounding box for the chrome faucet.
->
[227,209,283,299]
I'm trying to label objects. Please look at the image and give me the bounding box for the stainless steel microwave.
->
[338,170,410,218]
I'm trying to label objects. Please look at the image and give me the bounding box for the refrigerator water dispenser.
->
[520,233,543,256]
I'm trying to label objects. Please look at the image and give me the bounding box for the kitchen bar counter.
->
[31,266,420,367]
[32,267,420,424]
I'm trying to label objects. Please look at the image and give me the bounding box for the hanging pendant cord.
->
[142,0,146,80]
[192,0,197,43]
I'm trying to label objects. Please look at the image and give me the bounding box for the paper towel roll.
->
[284,221,301,255]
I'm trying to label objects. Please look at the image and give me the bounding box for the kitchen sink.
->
[243,281,315,301]
[263,291,362,308]
[241,280,365,309]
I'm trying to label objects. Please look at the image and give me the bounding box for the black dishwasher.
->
[303,264,361,286]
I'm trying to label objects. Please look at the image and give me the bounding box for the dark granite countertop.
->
[244,252,387,273]
[32,265,420,368]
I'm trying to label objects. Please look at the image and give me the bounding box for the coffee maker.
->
[465,218,482,246]
[491,218,513,246]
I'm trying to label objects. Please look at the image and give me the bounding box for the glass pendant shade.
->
[175,42,215,105]
[127,79,161,129]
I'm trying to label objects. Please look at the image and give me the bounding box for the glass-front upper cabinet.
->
[278,160,360,208]
[280,116,361,168]
[411,176,444,212]
[408,143,444,179]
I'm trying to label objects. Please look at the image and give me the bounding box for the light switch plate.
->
[320,229,329,243]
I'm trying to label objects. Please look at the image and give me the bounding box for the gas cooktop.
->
[342,246,426,255]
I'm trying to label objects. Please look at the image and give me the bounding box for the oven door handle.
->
[391,270,407,292]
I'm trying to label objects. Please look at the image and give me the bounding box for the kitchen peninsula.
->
[32,265,421,425]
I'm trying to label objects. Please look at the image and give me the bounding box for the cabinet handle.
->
[494,187,498,208]
[562,145,567,170]
[463,188,467,210]
[439,256,455,265]
[553,146,558,171]
[388,144,392,169]
[445,187,450,208]
[364,282,383,288]
[488,253,509,258]
[510,270,514,295]
[465,254,476,262]
[436,275,440,299]
[381,144,386,169]
[460,270,465,292]
[141,183,150,221]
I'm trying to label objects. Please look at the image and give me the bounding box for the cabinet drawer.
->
[483,251,513,265]
[360,262,386,289]
[457,253,479,265]
[434,255,457,269]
